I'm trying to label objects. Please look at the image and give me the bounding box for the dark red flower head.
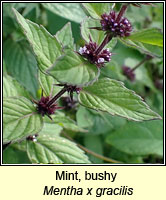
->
[122,66,136,82]
[78,38,112,68]
[100,11,132,37]
[34,96,61,118]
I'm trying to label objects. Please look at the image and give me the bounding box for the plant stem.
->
[131,55,152,72]
[77,144,122,164]
[95,34,112,55]
[62,132,122,164]
[116,3,129,23]
[47,87,67,107]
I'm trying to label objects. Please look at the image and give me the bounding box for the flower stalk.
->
[47,87,67,107]
[95,34,112,55]
[131,55,153,72]
[122,55,153,81]
[116,4,129,23]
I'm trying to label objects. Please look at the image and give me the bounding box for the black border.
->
[1,0,165,166]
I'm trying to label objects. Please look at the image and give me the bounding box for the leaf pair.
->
[3,75,90,164]
[3,96,90,163]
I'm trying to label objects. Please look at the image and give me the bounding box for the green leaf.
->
[77,106,126,134]
[38,70,60,97]
[47,50,100,86]
[40,122,62,136]
[81,17,117,50]
[12,79,31,99]
[3,16,16,37]
[3,75,18,98]
[13,8,62,73]
[42,3,86,23]
[56,22,75,49]
[3,97,43,143]
[88,111,122,134]
[77,106,112,133]
[84,135,104,163]
[52,113,86,132]
[101,60,125,80]
[40,116,63,136]
[120,38,163,58]
[3,146,31,164]
[76,106,94,128]
[4,39,38,97]
[3,3,27,18]
[11,140,27,152]
[27,134,90,164]
[82,3,111,19]
[108,146,143,164]
[126,28,163,47]
[78,78,161,121]
[22,3,40,18]
[106,120,163,156]
[3,74,31,99]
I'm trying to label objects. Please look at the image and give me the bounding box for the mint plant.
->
[3,3,163,164]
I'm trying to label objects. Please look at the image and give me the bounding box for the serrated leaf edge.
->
[78,78,162,122]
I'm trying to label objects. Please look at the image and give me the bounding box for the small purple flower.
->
[122,66,136,82]
[100,11,132,37]
[78,38,112,68]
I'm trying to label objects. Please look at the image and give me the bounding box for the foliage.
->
[3,3,163,164]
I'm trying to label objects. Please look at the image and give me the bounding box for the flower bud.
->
[122,66,135,82]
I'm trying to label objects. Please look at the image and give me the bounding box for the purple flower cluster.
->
[79,39,112,67]
[122,66,135,82]
[35,96,60,117]
[61,97,77,110]
[100,11,132,37]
